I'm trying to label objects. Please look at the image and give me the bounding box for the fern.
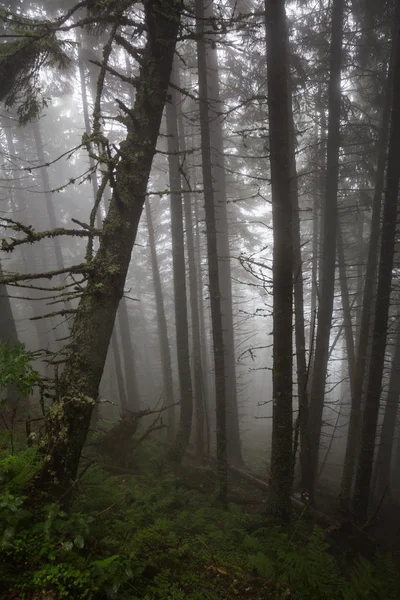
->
[343,552,400,600]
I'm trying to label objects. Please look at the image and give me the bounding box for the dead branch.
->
[0,264,91,285]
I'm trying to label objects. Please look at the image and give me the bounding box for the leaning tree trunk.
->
[306,0,345,504]
[166,63,194,464]
[340,32,394,511]
[353,4,400,522]
[264,0,294,522]
[33,0,182,500]
[196,0,228,503]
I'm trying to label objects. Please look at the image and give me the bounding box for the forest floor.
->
[1,434,400,599]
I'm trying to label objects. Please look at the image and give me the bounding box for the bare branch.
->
[0,264,91,285]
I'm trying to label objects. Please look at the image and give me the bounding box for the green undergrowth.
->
[0,444,399,600]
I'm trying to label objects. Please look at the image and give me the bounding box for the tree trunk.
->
[340,29,394,510]
[118,299,140,411]
[306,0,345,503]
[0,259,20,409]
[290,112,310,497]
[194,183,212,455]
[196,0,228,503]
[34,0,182,499]
[112,327,128,412]
[264,0,294,521]
[145,201,176,437]
[337,222,355,388]
[176,81,206,463]
[373,317,400,502]
[204,0,243,466]
[353,3,400,523]
[166,64,194,463]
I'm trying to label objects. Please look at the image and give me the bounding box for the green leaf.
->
[64,540,73,552]
[74,535,84,549]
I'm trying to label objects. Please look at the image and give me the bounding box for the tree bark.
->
[34,0,182,499]
[373,317,400,501]
[264,0,294,521]
[196,0,228,503]
[353,2,400,523]
[306,0,345,503]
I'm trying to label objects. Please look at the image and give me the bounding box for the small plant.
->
[0,341,41,401]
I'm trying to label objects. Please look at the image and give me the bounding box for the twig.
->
[95,494,128,517]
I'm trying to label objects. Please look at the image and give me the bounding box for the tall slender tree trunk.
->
[145,202,175,437]
[373,317,400,501]
[176,81,206,462]
[111,328,128,412]
[290,115,310,496]
[0,259,20,409]
[166,65,193,463]
[204,0,243,466]
[194,186,213,454]
[196,0,228,502]
[264,0,293,521]
[337,223,355,388]
[353,5,400,521]
[118,300,140,411]
[34,0,182,499]
[306,0,345,503]
[340,30,395,510]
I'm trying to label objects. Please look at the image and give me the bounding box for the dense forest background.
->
[1,0,400,597]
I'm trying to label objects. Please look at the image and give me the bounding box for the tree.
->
[145,201,176,436]
[306,0,345,503]
[195,0,228,502]
[166,63,193,463]
[1,0,185,500]
[264,0,294,521]
[339,23,395,510]
[353,1,400,523]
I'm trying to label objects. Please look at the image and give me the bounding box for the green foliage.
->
[343,552,400,600]
[0,341,41,401]
[0,11,72,123]
[0,445,399,599]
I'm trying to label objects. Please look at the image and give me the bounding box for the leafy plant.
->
[0,341,41,401]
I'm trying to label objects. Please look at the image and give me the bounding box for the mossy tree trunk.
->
[34,0,182,500]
